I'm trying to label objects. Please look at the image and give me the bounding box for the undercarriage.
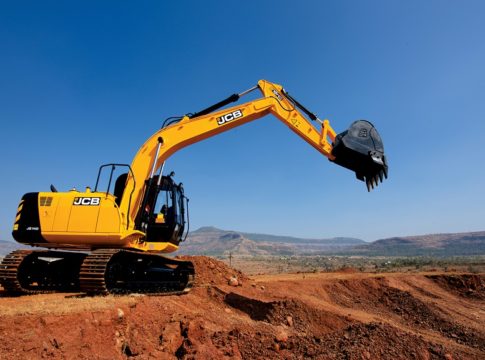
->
[0,249,194,296]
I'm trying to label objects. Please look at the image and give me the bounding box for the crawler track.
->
[0,250,85,295]
[0,249,194,296]
[79,249,195,295]
[0,250,35,294]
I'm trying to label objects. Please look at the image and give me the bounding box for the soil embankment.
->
[0,256,483,359]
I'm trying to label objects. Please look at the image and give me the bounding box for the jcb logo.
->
[217,109,243,125]
[73,197,100,206]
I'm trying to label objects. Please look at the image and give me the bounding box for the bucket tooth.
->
[366,177,374,191]
[378,170,384,183]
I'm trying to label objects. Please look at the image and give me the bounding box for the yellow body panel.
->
[51,195,73,232]
[38,190,121,244]
[38,196,56,232]
[96,197,121,233]
[68,204,98,233]
[36,190,178,252]
[43,232,122,246]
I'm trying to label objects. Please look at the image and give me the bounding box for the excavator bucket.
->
[331,120,388,191]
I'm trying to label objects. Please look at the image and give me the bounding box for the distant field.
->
[218,254,485,276]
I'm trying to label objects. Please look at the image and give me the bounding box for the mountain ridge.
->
[1,228,484,257]
[349,230,485,256]
[181,227,364,255]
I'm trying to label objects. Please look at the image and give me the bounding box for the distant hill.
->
[179,226,364,256]
[347,231,485,256]
[2,229,484,258]
[182,228,485,257]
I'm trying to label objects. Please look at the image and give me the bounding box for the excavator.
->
[0,80,388,295]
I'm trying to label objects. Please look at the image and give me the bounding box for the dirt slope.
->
[0,256,483,359]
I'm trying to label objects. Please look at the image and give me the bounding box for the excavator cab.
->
[331,120,388,191]
[137,175,188,245]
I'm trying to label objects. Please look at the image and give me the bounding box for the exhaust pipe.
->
[331,120,388,191]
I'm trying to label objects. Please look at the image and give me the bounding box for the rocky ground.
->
[0,256,483,359]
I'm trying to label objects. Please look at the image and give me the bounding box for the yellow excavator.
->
[0,80,388,295]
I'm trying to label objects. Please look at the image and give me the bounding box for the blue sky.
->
[1,1,484,241]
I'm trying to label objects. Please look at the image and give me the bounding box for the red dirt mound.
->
[288,322,453,360]
[325,276,485,351]
[427,274,485,300]
[224,292,350,335]
[178,255,249,286]
[211,322,454,359]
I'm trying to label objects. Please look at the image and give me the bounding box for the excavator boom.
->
[121,79,388,225]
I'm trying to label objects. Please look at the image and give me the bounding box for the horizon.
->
[2,225,484,245]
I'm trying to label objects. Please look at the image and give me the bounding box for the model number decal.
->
[73,197,100,206]
[217,109,243,125]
